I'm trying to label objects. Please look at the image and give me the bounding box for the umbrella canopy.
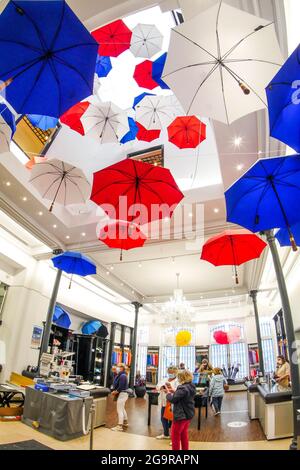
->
[81,98,129,144]
[0,0,98,117]
[276,222,300,248]
[27,114,58,131]
[130,23,163,59]
[167,116,206,149]
[136,122,161,142]
[52,251,96,276]
[60,101,89,136]
[29,158,91,212]
[0,103,16,153]
[200,229,267,283]
[90,158,184,225]
[152,52,170,90]
[92,19,132,57]
[133,60,158,90]
[266,44,300,153]
[132,92,155,110]
[135,94,183,130]
[225,155,300,251]
[213,330,229,345]
[162,2,282,124]
[98,220,147,260]
[120,117,138,144]
[95,55,112,78]
[96,324,109,338]
[82,320,101,335]
[53,305,71,329]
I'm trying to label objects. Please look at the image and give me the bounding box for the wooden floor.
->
[105,391,266,442]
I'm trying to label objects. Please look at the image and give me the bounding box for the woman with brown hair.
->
[274,355,290,388]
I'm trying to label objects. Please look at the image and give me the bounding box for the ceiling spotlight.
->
[53,224,57,229]
[138,263,142,268]
[81,232,86,237]
[164,216,170,222]
[234,136,243,148]
[213,208,219,214]
[5,181,11,187]
[188,212,193,218]
[110,265,114,270]
[106,271,110,275]
[38,211,43,216]
[132,290,135,294]
[66,235,70,239]
[120,282,124,287]
[236,163,244,171]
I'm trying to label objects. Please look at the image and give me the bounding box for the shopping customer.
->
[166,369,196,451]
[209,367,227,416]
[156,366,178,440]
[274,355,291,388]
[111,363,129,432]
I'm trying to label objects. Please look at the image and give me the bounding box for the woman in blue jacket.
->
[111,363,129,432]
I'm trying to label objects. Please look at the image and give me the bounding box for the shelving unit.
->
[248,343,260,378]
[273,310,289,360]
[107,323,133,386]
[146,346,159,386]
[73,334,108,386]
[195,345,209,365]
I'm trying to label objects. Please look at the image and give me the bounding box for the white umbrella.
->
[0,115,11,154]
[81,97,129,144]
[29,159,91,212]
[135,94,184,130]
[130,23,163,59]
[162,2,283,124]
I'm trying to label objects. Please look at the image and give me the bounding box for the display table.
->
[245,381,259,420]
[23,386,93,441]
[257,383,293,440]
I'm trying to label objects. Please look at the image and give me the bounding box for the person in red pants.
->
[165,370,196,451]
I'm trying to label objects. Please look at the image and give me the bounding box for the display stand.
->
[146,347,159,387]
[107,322,133,386]
[273,310,289,360]
[248,343,260,378]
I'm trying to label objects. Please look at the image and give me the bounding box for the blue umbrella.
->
[95,55,112,78]
[0,103,16,136]
[132,92,154,110]
[27,114,58,131]
[152,53,170,90]
[120,117,138,144]
[82,320,101,335]
[52,251,97,288]
[276,222,300,248]
[225,155,300,251]
[266,44,300,153]
[53,305,71,329]
[0,0,98,117]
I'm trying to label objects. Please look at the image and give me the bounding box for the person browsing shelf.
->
[156,366,178,440]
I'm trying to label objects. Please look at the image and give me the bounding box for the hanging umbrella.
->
[225,155,300,251]
[29,158,91,212]
[80,98,129,144]
[25,156,47,171]
[120,117,138,144]
[0,103,15,153]
[130,24,163,59]
[136,122,161,142]
[27,115,58,131]
[135,94,183,130]
[213,330,229,345]
[0,0,98,117]
[152,52,170,90]
[91,19,132,57]
[95,55,112,78]
[167,116,206,149]
[53,305,71,329]
[266,44,300,153]
[132,92,155,110]
[98,220,147,260]
[96,324,109,338]
[60,101,90,136]
[82,320,102,335]
[162,2,283,124]
[133,60,158,90]
[276,222,300,248]
[200,230,267,284]
[52,251,96,289]
[90,158,184,225]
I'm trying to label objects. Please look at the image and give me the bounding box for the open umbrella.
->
[132,92,155,110]
[167,116,206,149]
[81,98,129,144]
[200,230,267,284]
[120,117,138,144]
[92,19,132,57]
[152,52,170,90]
[0,0,98,117]
[225,155,300,251]
[266,44,300,153]
[82,320,101,335]
[27,115,58,131]
[276,222,300,248]
[95,55,112,78]
[98,220,147,260]
[60,101,90,136]
[90,158,184,225]
[136,122,161,142]
[133,60,158,90]
[130,24,163,59]
[52,251,96,288]
[213,330,229,345]
[135,94,183,130]
[0,103,15,153]
[29,158,91,212]
[162,2,283,124]
[53,305,71,329]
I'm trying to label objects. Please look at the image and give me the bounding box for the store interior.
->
[0,0,300,452]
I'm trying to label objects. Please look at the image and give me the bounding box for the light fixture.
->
[81,232,86,237]
[236,163,244,171]
[22,196,27,201]
[53,224,57,229]
[66,235,70,239]
[110,265,114,271]
[120,282,124,286]
[106,271,110,275]
[164,216,170,222]
[38,211,43,216]
[213,208,219,214]
[5,181,11,187]
[138,263,142,268]
[131,290,134,294]
[234,136,243,148]
[188,212,193,218]
[162,273,192,325]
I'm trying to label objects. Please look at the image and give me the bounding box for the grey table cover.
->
[22,386,92,441]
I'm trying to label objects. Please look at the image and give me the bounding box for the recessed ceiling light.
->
[106,271,110,275]
[38,211,43,216]
[138,263,142,268]
[188,212,193,218]
[53,224,57,229]
[213,208,219,214]
[120,282,124,287]
[81,232,86,237]
[110,266,114,270]
[22,196,27,202]
[131,290,134,294]
[236,163,244,171]
[5,181,11,187]
[234,136,243,147]
[66,235,70,239]
[164,217,170,222]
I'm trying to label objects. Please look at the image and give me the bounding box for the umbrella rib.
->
[172,29,218,62]
[65,175,88,204]
[29,170,63,184]
[91,179,133,198]
[218,62,230,125]
[225,58,282,67]
[143,178,182,194]
[54,43,101,55]
[53,55,93,94]
[227,181,268,219]
[16,59,49,114]
[215,1,222,60]
[10,0,48,51]
[0,38,43,53]
[162,60,217,78]
[0,56,44,82]
[139,181,165,205]
[49,1,66,52]
[187,63,220,114]
[41,175,63,199]
[222,63,267,107]
[46,56,63,117]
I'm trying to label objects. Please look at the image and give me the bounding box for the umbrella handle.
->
[289,234,298,252]
[120,249,123,261]
[0,78,13,91]
[239,82,250,95]
[69,274,73,289]
[234,265,239,285]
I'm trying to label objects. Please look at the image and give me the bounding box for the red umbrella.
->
[167,116,207,149]
[91,158,184,225]
[133,60,158,90]
[98,220,147,260]
[136,122,161,142]
[200,230,267,284]
[92,19,132,57]
[60,101,89,136]
[213,331,229,345]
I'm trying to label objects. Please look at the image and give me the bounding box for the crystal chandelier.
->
[162,273,192,324]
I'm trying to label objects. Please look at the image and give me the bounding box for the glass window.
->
[260,318,276,374]
[137,345,147,377]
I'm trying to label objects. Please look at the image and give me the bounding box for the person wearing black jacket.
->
[166,369,196,451]
[111,363,129,432]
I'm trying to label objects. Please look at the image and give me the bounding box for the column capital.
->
[132,301,143,310]
[249,290,258,300]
